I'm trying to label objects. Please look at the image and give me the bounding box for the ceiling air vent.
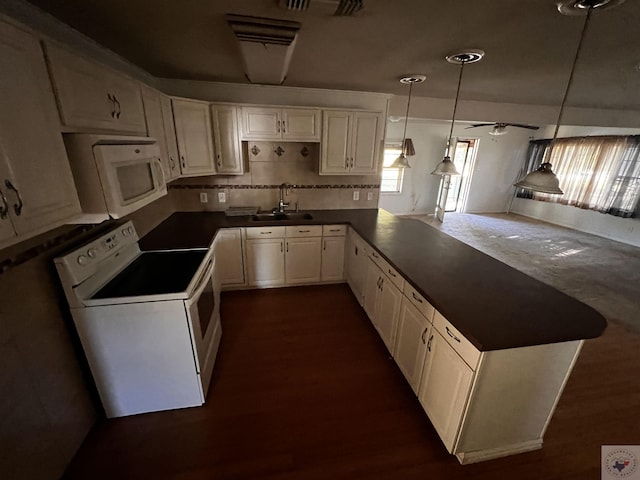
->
[226,15,301,85]
[277,0,364,16]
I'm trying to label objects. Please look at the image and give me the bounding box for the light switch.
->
[367,192,374,201]
[353,191,360,201]
[199,192,208,203]
[218,192,226,203]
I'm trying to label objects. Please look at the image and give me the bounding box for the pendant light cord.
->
[446,62,465,157]
[549,6,593,150]
[401,81,413,154]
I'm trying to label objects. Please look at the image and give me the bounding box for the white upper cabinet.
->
[160,95,181,180]
[141,86,171,182]
[241,107,321,141]
[320,110,382,175]
[45,42,146,134]
[211,104,243,175]
[0,21,80,248]
[173,98,216,177]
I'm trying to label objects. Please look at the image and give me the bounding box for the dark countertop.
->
[140,209,607,351]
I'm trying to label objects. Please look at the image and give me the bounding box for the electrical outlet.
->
[367,192,374,201]
[218,192,226,203]
[199,192,208,203]
[353,191,360,201]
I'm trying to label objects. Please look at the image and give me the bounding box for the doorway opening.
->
[444,139,477,212]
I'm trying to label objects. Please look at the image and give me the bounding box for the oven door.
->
[94,143,167,218]
[185,254,221,387]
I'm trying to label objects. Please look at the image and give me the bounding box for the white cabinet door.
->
[363,260,381,322]
[215,229,245,287]
[242,107,281,139]
[321,236,345,282]
[320,110,381,175]
[45,43,146,134]
[377,276,402,354]
[282,108,320,141]
[212,105,243,175]
[351,112,380,174]
[346,230,369,305]
[285,237,321,285]
[395,299,431,394]
[246,238,285,287]
[160,95,180,180]
[418,330,474,452]
[173,98,216,177]
[141,86,170,181]
[321,111,351,174]
[0,22,80,245]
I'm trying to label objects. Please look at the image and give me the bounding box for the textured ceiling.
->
[26,0,640,110]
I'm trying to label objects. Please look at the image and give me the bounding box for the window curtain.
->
[519,135,640,218]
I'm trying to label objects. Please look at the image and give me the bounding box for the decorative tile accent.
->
[250,145,261,156]
[274,146,285,157]
[300,146,310,157]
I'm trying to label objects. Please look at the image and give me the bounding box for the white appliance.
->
[55,221,222,418]
[63,134,167,223]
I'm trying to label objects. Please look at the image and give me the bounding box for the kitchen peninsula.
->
[141,208,606,464]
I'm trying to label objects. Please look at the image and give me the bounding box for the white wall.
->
[379,119,533,215]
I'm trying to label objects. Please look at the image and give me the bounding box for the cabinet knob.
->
[445,326,461,343]
[421,327,429,344]
[427,334,434,352]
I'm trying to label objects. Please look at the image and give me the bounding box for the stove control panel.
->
[55,221,139,286]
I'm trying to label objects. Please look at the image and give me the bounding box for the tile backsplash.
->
[170,142,381,212]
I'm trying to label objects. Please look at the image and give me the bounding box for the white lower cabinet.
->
[346,228,369,305]
[321,236,345,282]
[285,237,321,284]
[418,329,475,453]
[394,298,432,394]
[363,259,402,353]
[215,229,245,288]
[246,238,285,287]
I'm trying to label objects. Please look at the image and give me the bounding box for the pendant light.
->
[431,50,484,176]
[514,0,626,194]
[390,75,426,168]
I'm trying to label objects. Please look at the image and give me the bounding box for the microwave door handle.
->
[188,257,215,306]
[154,157,166,187]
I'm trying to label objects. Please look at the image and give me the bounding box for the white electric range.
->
[55,221,222,418]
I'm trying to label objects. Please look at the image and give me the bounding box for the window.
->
[381,145,404,193]
[517,135,640,218]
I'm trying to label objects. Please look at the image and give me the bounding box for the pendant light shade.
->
[513,0,625,195]
[514,162,564,194]
[431,50,484,176]
[390,75,426,169]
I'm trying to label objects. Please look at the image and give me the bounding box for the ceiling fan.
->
[465,122,540,136]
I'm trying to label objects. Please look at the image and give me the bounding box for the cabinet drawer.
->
[285,225,322,238]
[403,283,435,321]
[369,250,404,290]
[245,226,286,239]
[433,311,481,369]
[322,224,347,236]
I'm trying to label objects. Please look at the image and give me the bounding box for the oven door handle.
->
[188,256,215,305]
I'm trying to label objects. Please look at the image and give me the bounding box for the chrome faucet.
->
[275,182,290,213]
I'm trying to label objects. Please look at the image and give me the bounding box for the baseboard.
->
[455,439,543,465]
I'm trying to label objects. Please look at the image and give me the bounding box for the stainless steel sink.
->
[250,212,313,222]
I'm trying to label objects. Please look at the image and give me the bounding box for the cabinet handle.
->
[411,292,423,303]
[445,326,461,343]
[323,240,326,251]
[286,241,289,253]
[217,161,221,167]
[298,229,310,233]
[277,120,281,133]
[113,95,121,119]
[0,187,8,219]
[372,252,379,259]
[427,334,434,352]
[387,269,396,278]
[281,241,284,252]
[329,229,341,232]
[379,277,384,290]
[107,93,116,118]
[421,327,429,344]
[260,231,272,234]
[282,121,286,133]
[181,156,186,169]
[4,180,23,216]
[350,157,354,168]
[376,277,381,288]
[345,157,349,169]
[170,157,176,170]
[354,246,358,256]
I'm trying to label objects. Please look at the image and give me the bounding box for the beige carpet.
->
[403,212,640,334]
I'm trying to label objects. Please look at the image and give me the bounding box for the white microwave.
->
[64,134,167,223]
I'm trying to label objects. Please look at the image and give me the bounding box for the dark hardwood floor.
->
[63,284,640,479]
